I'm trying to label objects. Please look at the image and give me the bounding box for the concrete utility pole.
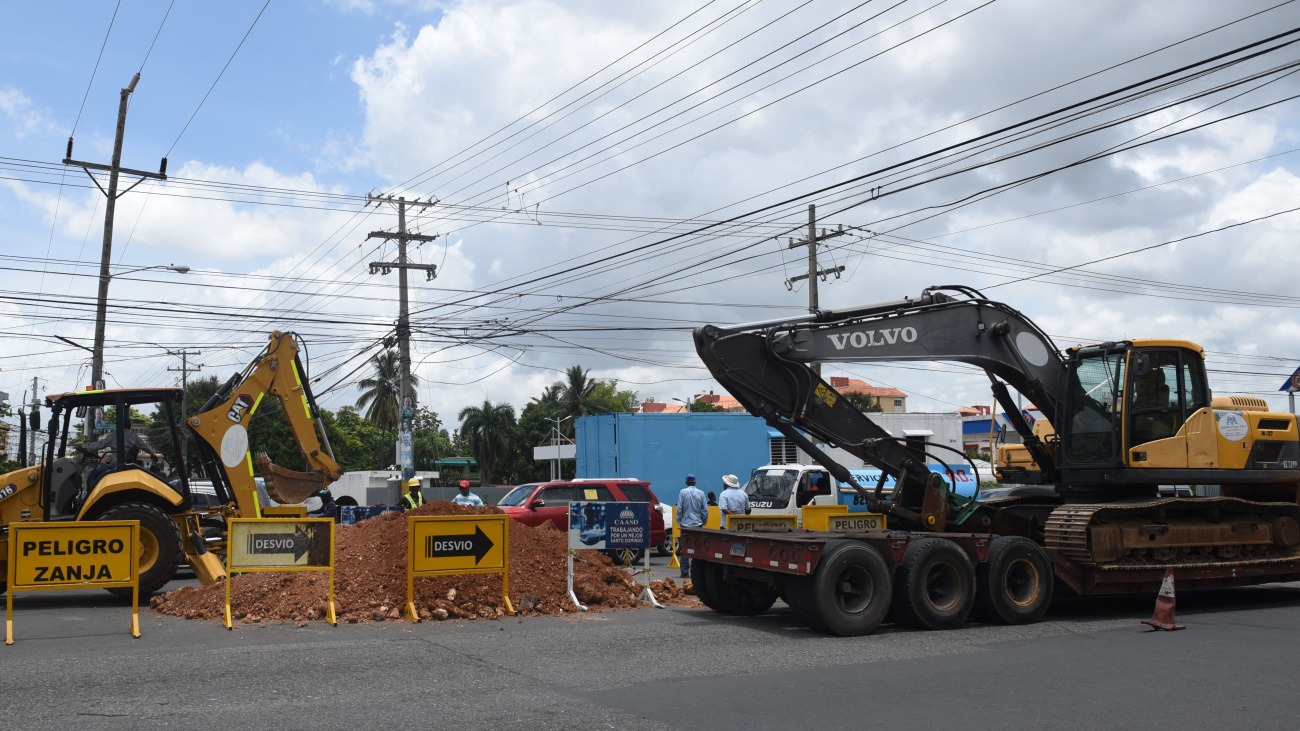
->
[29,377,39,463]
[787,204,846,376]
[167,349,202,439]
[63,72,167,439]
[366,195,439,479]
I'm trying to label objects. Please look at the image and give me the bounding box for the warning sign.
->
[7,521,141,644]
[10,523,135,587]
[223,518,336,630]
[407,515,513,620]
[410,516,507,574]
[827,513,888,532]
[726,514,797,532]
[227,519,332,570]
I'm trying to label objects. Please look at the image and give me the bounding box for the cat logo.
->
[227,393,254,423]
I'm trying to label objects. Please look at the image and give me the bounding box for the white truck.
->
[744,462,984,520]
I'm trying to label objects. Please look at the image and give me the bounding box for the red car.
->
[496,478,666,563]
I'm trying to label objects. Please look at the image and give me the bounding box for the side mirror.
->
[75,405,87,418]
[29,408,41,430]
[529,499,546,510]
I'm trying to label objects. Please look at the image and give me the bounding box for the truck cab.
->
[744,464,837,518]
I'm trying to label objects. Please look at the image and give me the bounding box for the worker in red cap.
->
[452,479,484,507]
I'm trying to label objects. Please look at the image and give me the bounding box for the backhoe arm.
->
[188,331,342,515]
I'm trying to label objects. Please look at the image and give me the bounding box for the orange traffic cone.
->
[1141,568,1185,631]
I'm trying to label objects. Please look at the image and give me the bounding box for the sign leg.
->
[567,551,588,611]
[131,584,141,638]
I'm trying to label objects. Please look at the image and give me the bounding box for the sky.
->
[2,0,1300,444]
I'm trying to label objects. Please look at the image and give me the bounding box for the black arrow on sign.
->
[425,525,494,564]
[247,525,312,562]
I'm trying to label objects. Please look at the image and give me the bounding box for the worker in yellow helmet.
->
[401,476,425,511]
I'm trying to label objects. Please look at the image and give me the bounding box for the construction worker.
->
[401,477,425,511]
[453,479,484,507]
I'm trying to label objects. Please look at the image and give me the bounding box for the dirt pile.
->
[151,502,669,624]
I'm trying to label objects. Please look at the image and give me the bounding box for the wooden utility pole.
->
[787,204,846,376]
[366,195,438,479]
[63,72,167,439]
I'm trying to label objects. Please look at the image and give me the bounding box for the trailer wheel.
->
[892,538,974,630]
[809,540,892,637]
[704,564,776,616]
[691,560,721,611]
[99,502,182,597]
[974,536,1053,625]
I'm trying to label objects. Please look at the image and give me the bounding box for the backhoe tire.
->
[973,536,1053,625]
[891,538,975,630]
[99,502,182,597]
[809,540,892,637]
[703,562,777,616]
[691,559,721,611]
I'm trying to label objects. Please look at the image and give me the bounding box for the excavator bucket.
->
[255,452,330,504]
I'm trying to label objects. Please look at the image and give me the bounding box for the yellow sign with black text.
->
[227,519,332,571]
[725,514,798,532]
[6,521,140,644]
[406,515,513,620]
[410,516,507,574]
[827,513,888,531]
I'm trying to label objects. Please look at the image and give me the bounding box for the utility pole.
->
[28,377,39,463]
[167,349,202,438]
[63,72,167,440]
[787,204,846,376]
[367,195,438,481]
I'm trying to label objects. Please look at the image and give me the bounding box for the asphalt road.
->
[3,566,1299,730]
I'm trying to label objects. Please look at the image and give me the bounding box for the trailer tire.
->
[98,502,182,597]
[809,540,892,637]
[691,560,721,611]
[974,536,1053,625]
[704,563,776,616]
[892,538,974,630]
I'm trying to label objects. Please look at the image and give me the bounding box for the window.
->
[769,437,798,464]
[615,483,655,503]
[539,486,575,503]
[894,399,903,409]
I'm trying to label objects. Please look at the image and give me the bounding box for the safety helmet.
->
[406,477,421,489]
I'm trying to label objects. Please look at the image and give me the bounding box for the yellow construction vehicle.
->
[0,331,342,595]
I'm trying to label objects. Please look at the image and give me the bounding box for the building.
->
[826,377,908,413]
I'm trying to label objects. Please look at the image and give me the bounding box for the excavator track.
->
[1044,497,1300,570]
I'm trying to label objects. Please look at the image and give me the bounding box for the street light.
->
[87,263,189,436]
[672,396,694,412]
[551,415,573,481]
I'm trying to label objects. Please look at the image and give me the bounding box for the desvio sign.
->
[837,465,981,512]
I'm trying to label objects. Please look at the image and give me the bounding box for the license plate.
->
[729,542,746,557]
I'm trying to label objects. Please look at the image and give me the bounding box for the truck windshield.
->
[745,468,799,503]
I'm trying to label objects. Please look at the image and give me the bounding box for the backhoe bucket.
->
[255,453,330,504]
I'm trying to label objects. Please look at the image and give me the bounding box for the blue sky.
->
[3,0,1300,434]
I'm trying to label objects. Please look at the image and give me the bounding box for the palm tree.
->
[458,400,516,485]
[355,350,418,430]
[556,365,600,436]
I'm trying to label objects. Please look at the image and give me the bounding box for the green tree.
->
[412,406,454,479]
[356,350,418,430]
[590,381,639,413]
[556,365,601,436]
[325,406,393,471]
[458,400,516,486]
[842,391,882,413]
[688,400,723,413]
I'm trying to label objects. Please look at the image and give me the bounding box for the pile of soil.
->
[151,502,675,624]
